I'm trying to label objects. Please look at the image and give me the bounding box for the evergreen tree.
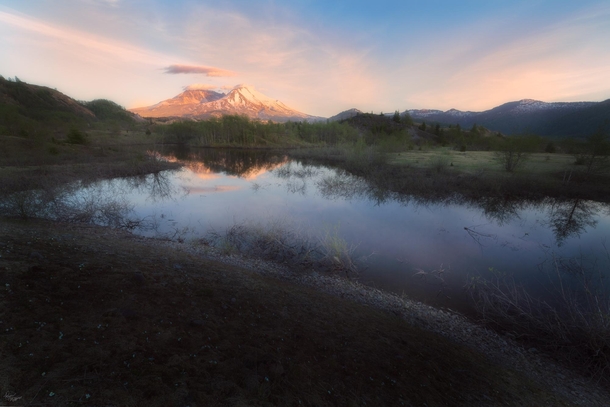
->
[401,111,414,126]
[434,123,441,136]
[392,110,401,123]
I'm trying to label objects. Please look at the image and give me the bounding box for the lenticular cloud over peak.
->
[164,64,236,77]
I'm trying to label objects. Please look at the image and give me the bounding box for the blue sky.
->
[1,0,609,116]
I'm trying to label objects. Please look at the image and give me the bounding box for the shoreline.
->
[2,217,609,405]
[154,235,608,406]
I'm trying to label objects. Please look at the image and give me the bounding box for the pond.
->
[14,148,610,314]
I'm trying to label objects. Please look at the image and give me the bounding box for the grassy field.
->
[0,128,179,198]
[388,149,577,175]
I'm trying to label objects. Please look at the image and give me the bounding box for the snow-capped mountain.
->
[406,99,608,136]
[130,89,224,118]
[130,85,321,122]
[408,99,595,120]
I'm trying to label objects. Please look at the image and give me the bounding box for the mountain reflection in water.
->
[16,147,605,314]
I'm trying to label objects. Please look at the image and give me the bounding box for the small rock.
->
[29,251,44,260]
[189,319,206,327]
[132,272,145,284]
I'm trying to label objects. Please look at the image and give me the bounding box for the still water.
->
[76,149,610,313]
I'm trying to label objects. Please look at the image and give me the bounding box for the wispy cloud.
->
[398,2,610,110]
[0,9,170,66]
[171,4,380,114]
[3,1,608,115]
[82,0,121,6]
[165,64,236,77]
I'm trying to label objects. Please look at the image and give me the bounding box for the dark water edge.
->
[134,147,609,314]
[2,146,608,315]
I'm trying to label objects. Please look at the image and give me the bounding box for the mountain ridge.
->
[404,98,608,137]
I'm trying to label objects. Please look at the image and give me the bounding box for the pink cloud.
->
[183,83,218,91]
[164,64,236,77]
[0,9,169,66]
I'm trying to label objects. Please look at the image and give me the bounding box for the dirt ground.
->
[0,218,608,406]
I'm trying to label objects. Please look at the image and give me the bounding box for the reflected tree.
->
[316,171,372,201]
[121,171,185,203]
[547,199,599,246]
[477,197,523,226]
[147,172,182,202]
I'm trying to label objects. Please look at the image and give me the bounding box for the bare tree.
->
[495,136,533,172]
[574,127,610,174]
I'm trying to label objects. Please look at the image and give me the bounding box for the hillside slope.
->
[0,76,138,137]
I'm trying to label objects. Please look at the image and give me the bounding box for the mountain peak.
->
[406,98,604,137]
[328,108,363,122]
[130,85,320,122]
[227,85,281,105]
[517,99,543,105]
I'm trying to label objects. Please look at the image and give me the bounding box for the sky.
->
[1,0,609,117]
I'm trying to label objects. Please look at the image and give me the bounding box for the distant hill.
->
[328,108,363,122]
[337,112,438,144]
[342,112,409,133]
[407,99,610,137]
[0,76,137,136]
[130,85,323,123]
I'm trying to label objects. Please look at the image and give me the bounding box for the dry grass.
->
[467,251,610,384]
[389,149,578,175]
[318,225,359,278]
[204,219,360,277]
[292,147,610,204]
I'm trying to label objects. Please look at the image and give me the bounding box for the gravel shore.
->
[157,238,610,406]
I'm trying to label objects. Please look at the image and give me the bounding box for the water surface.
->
[65,149,610,313]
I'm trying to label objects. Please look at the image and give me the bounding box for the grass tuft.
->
[205,219,360,277]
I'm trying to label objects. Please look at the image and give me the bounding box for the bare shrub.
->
[494,137,534,172]
[430,155,450,173]
[0,176,153,230]
[467,249,610,382]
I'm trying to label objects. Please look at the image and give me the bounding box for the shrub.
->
[495,136,535,172]
[430,155,450,173]
[66,127,89,145]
